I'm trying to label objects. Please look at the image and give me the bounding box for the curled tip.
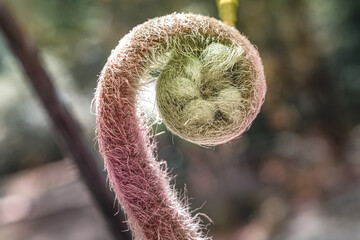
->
[151,14,266,145]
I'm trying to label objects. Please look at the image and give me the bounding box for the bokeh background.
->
[1,0,360,240]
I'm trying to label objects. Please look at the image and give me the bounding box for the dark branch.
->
[0,1,131,239]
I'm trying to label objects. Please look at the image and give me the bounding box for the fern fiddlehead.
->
[95,13,266,240]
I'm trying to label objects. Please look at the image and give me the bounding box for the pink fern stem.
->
[95,13,265,240]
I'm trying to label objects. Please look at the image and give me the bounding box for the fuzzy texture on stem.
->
[95,13,265,240]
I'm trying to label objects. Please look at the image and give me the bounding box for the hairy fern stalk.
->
[95,13,266,240]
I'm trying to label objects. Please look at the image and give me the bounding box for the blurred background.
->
[0,0,360,239]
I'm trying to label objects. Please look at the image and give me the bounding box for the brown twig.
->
[0,1,131,239]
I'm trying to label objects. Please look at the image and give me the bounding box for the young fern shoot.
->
[95,13,266,240]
